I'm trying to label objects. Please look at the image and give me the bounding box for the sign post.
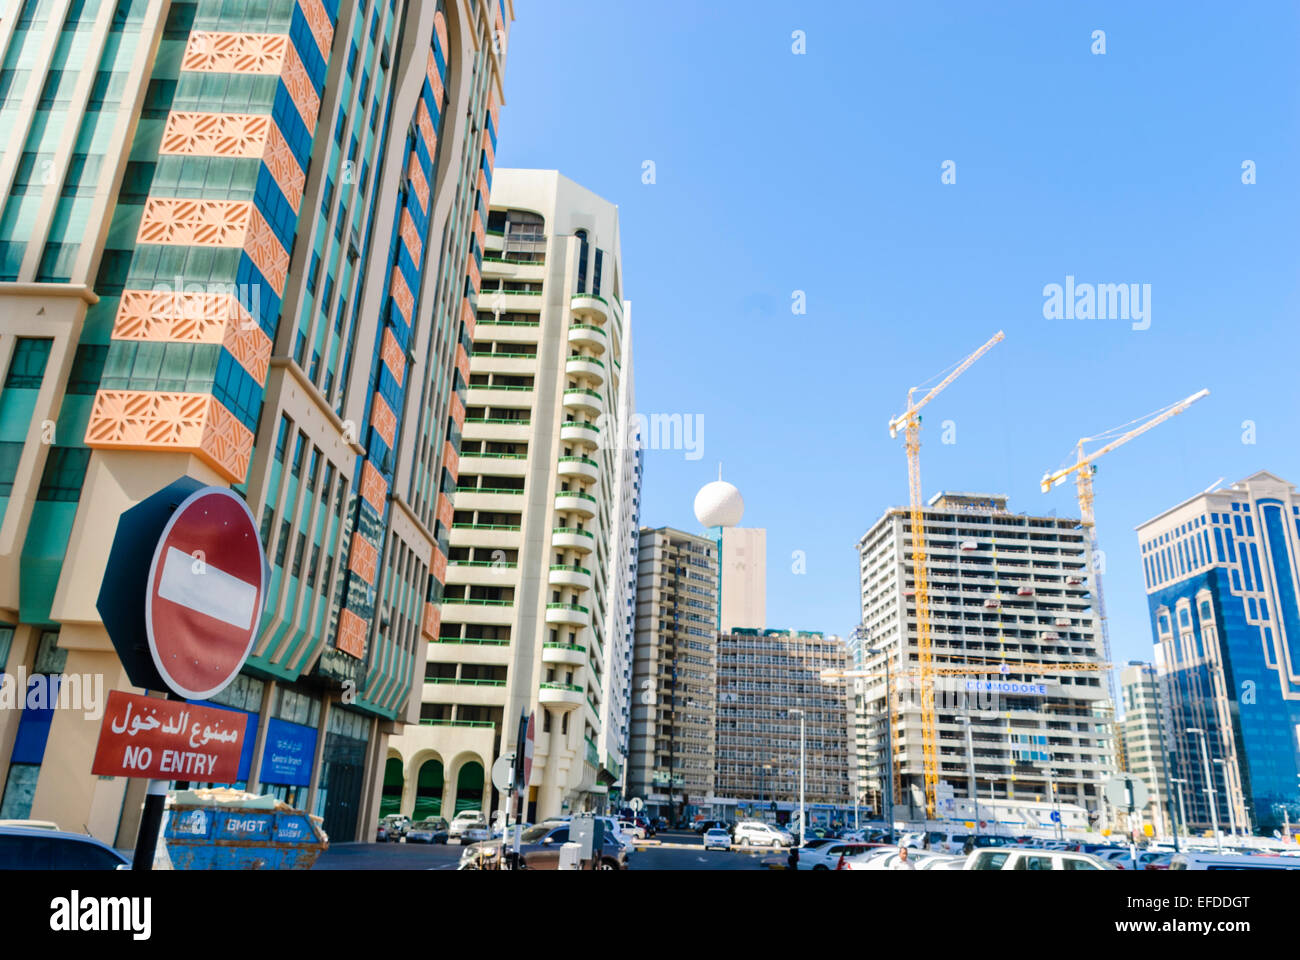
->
[95,478,268,870]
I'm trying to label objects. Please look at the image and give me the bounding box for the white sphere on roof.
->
[694,480,744,528]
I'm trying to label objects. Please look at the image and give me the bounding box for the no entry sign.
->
[144,486,267,700]
[91,691,247,781]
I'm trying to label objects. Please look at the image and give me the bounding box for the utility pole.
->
[1214,759,1238,840]
[667,656,677,825]
[1170,778,1189,843]
[1147,664,1180,853]
[790,708,806,843]
[1187,727,1221,853]
[957,714,976,835]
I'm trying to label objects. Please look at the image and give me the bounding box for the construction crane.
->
[1039,387,1210,713]
[887,329,1005,819]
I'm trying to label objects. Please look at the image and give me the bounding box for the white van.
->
[733,820,794,848]
[1169,852,1300,870]
[965,848,1116,871]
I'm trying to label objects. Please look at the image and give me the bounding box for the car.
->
[964,848,1118,870]
[840,848,954,871]
[459,822,627,870]
[448,810,488,843]
[797,841,887,870]
[1168,851,1300,870]
[703,828,732,851]
[378,813,410,842]
[733,820,794,848]
[0,824,131,869]
[405,818,449,844]
[618,819,646,840]
[693,819,731,835]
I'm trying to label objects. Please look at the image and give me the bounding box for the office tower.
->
[386,170,638,823]
[0,0,514,844]
[1120,661,1173,834]
[856,492,1115,821]
[1137,471,1300,835]
[715,629,851,816]
[629,525,719,821]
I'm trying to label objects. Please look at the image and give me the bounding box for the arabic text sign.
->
[91,690,246,781]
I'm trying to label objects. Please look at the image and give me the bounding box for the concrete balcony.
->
[568,322,607,354]
[570,293,609,322]
[538,682,584,711]
[545,602,591,629]
[552,527,595,554]
[456,452,527,477]
[562,388,603,417]
[559,420,600,449]
[556,455,599,483]
[565,355,605,387]
[438,599,515,625]
[549,564,593,590]
[466,385,534,408]
[461,418,531,443]
[554,489,597,518]
[449,523,521,550]
[447,560,519,586]
[455,486,525,512]
[542,642,587,667]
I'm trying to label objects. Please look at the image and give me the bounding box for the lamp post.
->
[1143,663,1179,852]
[1045,768,1063,842]
[790,708,806,845]
[955,715,977,835]
[1187,727,1221,853]
[1213,758,1238,841]
[759,763,772,820]
[863,641,895,845]
[1170,777,1189,842]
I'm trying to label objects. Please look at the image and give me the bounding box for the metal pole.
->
[132,779,168,871]
[1215,760,1238,841]
[1147,665,1179,852]
[961,716,976,834]
[1171,778,1188,843]
[883,655,894,844]
[798,710,806,845]
[1189,728,1221,853]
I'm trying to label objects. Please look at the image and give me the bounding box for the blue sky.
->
[496,1,1300,666]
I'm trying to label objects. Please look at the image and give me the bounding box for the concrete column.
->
[305,696,331,815]
[245,679,276,793]
[537,707,568,821]
[0,624,40,799]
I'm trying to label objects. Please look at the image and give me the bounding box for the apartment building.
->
[715,629,852,815]
[1120,661,1174,834]
[1137,471,1300,835]
[0,0,514,845]
[628,525,719,820]
[855,492,1116,822]
[386,170,638,823]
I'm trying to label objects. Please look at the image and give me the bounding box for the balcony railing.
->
[543,641,587,653]
[546,602,590,614]
[419,719,495,728]
[451,523,521,531]
[540,682,581,692]
[550,563,592,576]
[554,490,597,502]
[552,527,594,539]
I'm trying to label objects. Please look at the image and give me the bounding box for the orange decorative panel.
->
[298,0,334,59]
[399,208,422,262]
[433,10,448,59]
[182,31,288,74]
[426,49,444,106]
[160,111,271,157]
[349,531,379,585]
[280,43,321,135]
[242,205,290,294]
[389,268,413,324]
[477,169,490,204]
[461,297,476,339]
[436,492,454,532]
[455,343,470,385]
[473,212,486,257]
[85,390,254,484]
[430,546,447,587]
[488,89,501,132]
[441,440,459,480]
[137,198,254,247]
[359,459,389,514]
[466,253,480,296]
[448,391,465,430]
[113,290,271,386]
[370,393,397,448]
[494,7,506,57]
[415,99,436,156]
[482,128,495,174]
[336,608,368,658]
[262,121,305,212]
[407,153,429,212]
[422,601,440,641]
[381,327,406,386]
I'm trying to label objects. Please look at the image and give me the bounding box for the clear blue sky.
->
[496,1,1300,666]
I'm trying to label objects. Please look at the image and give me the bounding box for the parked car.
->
[1169,851,1300,870]
[405,818,450,844]
[733,820,794,848]
[839,848,955,871]
[702,828,732,851]
[459,822,627,870]
[448,810,489,843]
[0,824,130,869]
[965,848,1117,870]
[378,814,411,842]
[693,819,731,835]
[798,841,886,870]
[618,819,646,840]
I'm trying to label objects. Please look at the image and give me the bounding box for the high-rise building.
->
[1136,471,1300,835]
[629,525,719,820]
[386,170,639,823]
[856,492,1116,821]
[1120,660,1173,835]
[715,629,851,816]
[0,0,514,845]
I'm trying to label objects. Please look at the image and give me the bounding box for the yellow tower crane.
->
[887,329,1005,819]
[1039,388,1210,715]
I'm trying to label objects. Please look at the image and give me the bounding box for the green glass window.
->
[66,344,107,394]
[36,446,90,501]
[0,442,23,496]
[5,338,52,388]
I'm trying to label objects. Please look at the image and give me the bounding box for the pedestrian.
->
[962,835,975,856]
[922,833,932,851]
[787,843,799,871]
[891,845,916,870]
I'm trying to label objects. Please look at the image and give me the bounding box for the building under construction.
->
[854,492,1117,823]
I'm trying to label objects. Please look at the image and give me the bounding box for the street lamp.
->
[1170,778,1189,841]
[1045,768,1063,842]
[1213,759,1239,841]
[861,636,895,845]
[955,715,977,834]
[759,763,773,820]
[1186,727,1222,853]
[789,708,806,845]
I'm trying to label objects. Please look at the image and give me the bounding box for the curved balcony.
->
[565,354,605,387]
[568,322,607,354]
[542,641,587,667]
[563,387,603,417]
[559,420,600,449]
[538,681,584,711]
[549,564,593,590]
[557,455,599,483]
[554,489,597,519]
[570,293,609,322]
[552,527,595,553]
[545,602,591,629]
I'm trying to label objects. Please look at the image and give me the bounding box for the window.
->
[5,338,52,388]
[67,344,107,394]
[0,442,23,496]
[274,415,291,462]
[291,431,307,477]
[275,520,291,567]
[36,447,90,501]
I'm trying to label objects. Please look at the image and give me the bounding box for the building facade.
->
[1137,471,1300,835]
[1120,660,1173,835]
[385,170,638,823]
[629,525,719,820]
[718,525,764,633]
[715,628,851,817]
[856,492,1116,823]
[0,0,514,845]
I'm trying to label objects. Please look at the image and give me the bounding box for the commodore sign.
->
[964,680,1048,696]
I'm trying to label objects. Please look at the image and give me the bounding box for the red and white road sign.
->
[91,691,247,781]
[145,487,267,700]
[521,711,535,796]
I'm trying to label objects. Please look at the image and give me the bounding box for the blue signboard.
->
[259,717,317,787]
[188,700,259,783]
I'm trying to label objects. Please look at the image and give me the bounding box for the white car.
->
[733,820,794,848]
[965,848,1116,870]
[618,819,646,840]
[448,810,488,843]
[796,841,883,870]
[842,849,955,871]
[702,828,731,851]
